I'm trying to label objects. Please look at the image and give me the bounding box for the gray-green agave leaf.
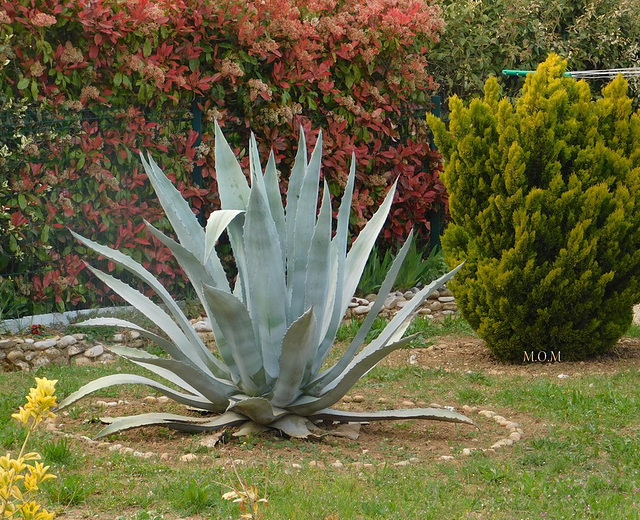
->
[58,123,473,439]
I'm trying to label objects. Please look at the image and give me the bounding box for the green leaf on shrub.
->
[18,194,27,210]
[143,39,152,57]
[17,78,29,90]
[114,73,123,87]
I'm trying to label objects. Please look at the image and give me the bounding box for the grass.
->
[1,321,639,519]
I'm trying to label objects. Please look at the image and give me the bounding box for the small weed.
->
[118,511,165,520]
[44,474,95,506]
[164,479,219,515]
[42,437,74,466]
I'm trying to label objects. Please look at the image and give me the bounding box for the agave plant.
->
[57,123,473,439]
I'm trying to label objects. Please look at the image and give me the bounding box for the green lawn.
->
[1,318,639,519]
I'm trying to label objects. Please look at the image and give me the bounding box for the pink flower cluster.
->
[31,12,56,27]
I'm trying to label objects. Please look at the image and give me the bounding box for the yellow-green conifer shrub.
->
[427,54,640,361]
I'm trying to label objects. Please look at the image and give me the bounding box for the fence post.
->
[427,94,443,252]
[191,96,205,225]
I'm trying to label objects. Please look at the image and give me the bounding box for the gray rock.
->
[57,335,78,348]
[438,296,456,303]
[403,291,415,299]
[439,288,454,297]
[428,301,443,311]
[44,348,62,360]
[33,339,58,350]
[7,350,25,362]
[67,344,85,357]
[73,355,92,366]
[442,303,458,311]
[112,333,125,342]
[72,333,85,340]
[427,290,440,300]
[396,300,408,309]
[364,294,377,302]
[127,331,141,340]
[0,351,5,361]
[31,355,51,369]
[84,344,104,358]
[0,339,17,350]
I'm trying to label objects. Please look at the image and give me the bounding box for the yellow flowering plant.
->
[1,378,58,520]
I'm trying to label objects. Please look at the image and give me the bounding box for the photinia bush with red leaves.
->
[0,0,446,318]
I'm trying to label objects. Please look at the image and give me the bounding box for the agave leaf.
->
[271,308,317,407]
[140,153,205,259]
[243,166,288,380]
[201,284,267,395]
[263,150,286,262]
[213,120,250,210]
[76,317,192,364]
[145,221,238,381]
[312,263,464,394]
[303,183,333,346]
[290,335,417,415]
[287,131,323,320]
[232,421,270,437]
[341,180,398,317]
[214,121,250,304]
[310,232,416,389]
[316,157,356,353]
[285,128,308,266]
[270,415,319,439]
[108,345,234,410]
[310,408,477,427]
[56,374,218,411]
[204,209,244,263]
[72,229,218,346]
[96,412,217,438]
[228,397,289,425]
[84,264,218,376]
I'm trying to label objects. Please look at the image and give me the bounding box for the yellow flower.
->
[24,462,56,491]
[16,501,55,520]
[12,378,57,427]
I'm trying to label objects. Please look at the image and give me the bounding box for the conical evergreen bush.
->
[427,54,640,361]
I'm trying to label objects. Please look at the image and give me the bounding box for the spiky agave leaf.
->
[59,125,472,439]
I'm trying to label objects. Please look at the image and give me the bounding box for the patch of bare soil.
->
[383,335,640,377]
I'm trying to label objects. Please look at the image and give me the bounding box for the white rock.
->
[409,457,420,463]
[402,400,415,407]
[24,338,35,344]
[462,448,472,456]
[353,305,370,315]
[72,333,86,340]
[509,432,521,442]
[440,455,454,461]
[128,331,141,340]
[438,296,456,303]
[157,396,170,404]
[193,320,213,332]
[558,373,569,379]
[291,463,302,469]
[408,354,418,365]
[403,291,415,299]
[442,310,455,315]
[143,396,158,403]
[331,460,344,469]
[33,339,57,350]
[394,460,410,466]
[396,300,408,309]
[113,333,125,342]
[180,454,198,462]
[505,422,520,429]
[109,443,123,452]
[57,335,78,347]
